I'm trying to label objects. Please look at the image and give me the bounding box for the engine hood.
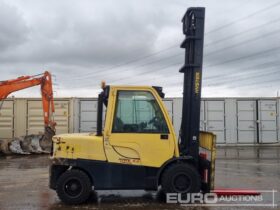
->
[53,132,96,139]
[51,133,106,161]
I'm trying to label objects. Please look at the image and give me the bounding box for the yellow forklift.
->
[49,7,217,204]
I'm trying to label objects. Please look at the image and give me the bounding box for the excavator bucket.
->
[0,126,55,155]
[40,126,56,152]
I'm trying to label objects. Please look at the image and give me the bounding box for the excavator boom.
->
[0,71,55,129]
[0,71,56,154]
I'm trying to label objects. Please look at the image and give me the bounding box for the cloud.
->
[0,1,29,51]
[0,0,279,97]
[1,0,175,65]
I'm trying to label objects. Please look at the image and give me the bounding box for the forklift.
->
[49,7,217,204]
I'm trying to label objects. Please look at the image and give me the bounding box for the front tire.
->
[161,163,201,194]
[56,169,92,205]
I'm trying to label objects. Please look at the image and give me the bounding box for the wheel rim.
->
[64,178,83,198]
[172,173,191,193]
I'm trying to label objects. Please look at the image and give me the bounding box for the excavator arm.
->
[0,71,55,129]
[0,71,56,153]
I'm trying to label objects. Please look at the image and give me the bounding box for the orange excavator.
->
[0,71,56,154]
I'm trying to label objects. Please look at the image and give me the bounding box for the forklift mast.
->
[179,7,205,161]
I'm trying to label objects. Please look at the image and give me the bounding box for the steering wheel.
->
[149,116,160,125]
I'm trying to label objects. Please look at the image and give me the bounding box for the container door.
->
[205,100,225,143]
[27,100,69,135]
[237,100,257,143]
[79,100,98,132]
[0,100,14,139]
[258,100,278,143]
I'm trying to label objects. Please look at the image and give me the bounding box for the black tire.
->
[56,169,92,205]
[161,163,201,194]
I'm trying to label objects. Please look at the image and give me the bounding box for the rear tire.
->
[161,163,201,194]
[56,169,92,205]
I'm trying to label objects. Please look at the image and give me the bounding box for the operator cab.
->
[97,84,167,136]
[95,84,178,167]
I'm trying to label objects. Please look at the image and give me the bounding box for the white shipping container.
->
[0,100,14,139]
[224,99,237,144]
[171,98,225,143]
[236,99,278,144]
[204,100,225,143]
[1,97,278,145]
[237,100,257,143]
[27,100,70,135]
[79,100,98,132]
[200,100,205,131]
[258,100,278,143]
[163,99,173,123]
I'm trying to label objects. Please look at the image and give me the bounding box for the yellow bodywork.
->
[103,86,179,167]
[52,85,179,168]
[52,133,106,161]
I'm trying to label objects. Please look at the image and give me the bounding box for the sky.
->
[1,0,280,98]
